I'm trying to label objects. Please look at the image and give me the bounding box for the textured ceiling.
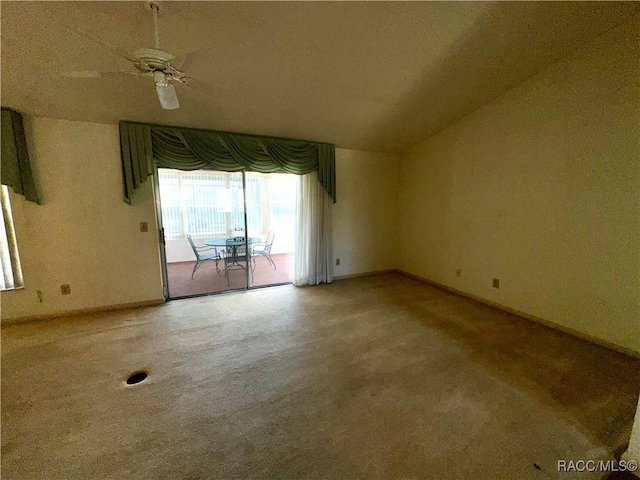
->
[1,1,637,153]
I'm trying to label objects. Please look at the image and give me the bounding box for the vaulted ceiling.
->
[1,2,637,153]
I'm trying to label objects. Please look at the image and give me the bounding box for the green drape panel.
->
[1,108,39,204]
[119,122,336,203]
[317,143,335,205]
[119,123,153,204]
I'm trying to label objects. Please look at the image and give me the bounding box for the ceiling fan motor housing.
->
[132,48,175,72]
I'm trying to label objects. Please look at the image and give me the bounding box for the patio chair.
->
[251,230,276,270]
[222,237,253,285]
[187,234,221,279]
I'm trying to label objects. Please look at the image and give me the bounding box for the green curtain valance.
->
[1,108,39,204]
[119,121,336,204]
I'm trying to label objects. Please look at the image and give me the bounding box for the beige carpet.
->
[2,273,639,479]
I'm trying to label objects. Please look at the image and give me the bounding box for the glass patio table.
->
[203,237,261,249]
[204,237,262,277]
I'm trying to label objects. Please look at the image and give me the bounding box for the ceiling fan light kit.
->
[154,72,180,110]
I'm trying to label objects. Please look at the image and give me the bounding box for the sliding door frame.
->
[152,164,170,301]
[241,170,251,291]
[153,166,293,299]
[153,166,253,299]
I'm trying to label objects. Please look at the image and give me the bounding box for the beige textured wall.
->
[0,118,164,320]
[398,20,640,354]
[333,149,399,277]
[0,121,398,320]
[157,150,401,274]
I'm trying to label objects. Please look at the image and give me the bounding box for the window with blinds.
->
[0,185,24,291]
[158,169,290,240]
[159,170,234,238]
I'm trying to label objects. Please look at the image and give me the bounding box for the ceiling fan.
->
[64,1,206,110]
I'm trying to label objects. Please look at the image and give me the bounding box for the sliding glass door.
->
[244,172,296,288]
[157,168,295,299]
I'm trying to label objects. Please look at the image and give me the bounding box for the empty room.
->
[1,2,639,479]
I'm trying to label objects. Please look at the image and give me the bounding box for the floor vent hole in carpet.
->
[125,372,148,385]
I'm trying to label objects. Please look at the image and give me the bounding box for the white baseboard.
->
[397,270,640,360]
[334,269,397,281]
[1,299,166,326]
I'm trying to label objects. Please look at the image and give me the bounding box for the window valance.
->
[119,121,336,204]
[1,108,39,204]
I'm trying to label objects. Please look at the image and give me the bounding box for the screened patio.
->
[158,168,296,297]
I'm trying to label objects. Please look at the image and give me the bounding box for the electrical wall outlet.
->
[335,258,340,266]
[140,222,149,232]
[492,278,500,289]
[456,269,462,277]
[36,290,44,303]
[60,284,71,295]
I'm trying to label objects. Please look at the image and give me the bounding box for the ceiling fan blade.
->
[64,25,138,63]
[156,82,180,110]
[180,77,225,95]
[174,77,230,110]
[63,70,104,79]
[63,70,143,79]
[172,48,208,73]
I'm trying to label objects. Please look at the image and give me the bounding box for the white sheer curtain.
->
[294,171,333,286]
